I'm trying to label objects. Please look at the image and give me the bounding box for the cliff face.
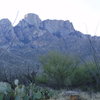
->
[14,13,75,44]
[0,13,100,73]
[0,19,15,46]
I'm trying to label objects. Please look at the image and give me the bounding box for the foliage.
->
[23,70,37,84]
[35,74,48,84]
[68,61,100,91]
[39,51,100,91]
[27,83,54,100]
[0,80,55,100]
[83,62,100,91]
[40,51,78,88]
[70,65,92,87]
[0,82,12,94]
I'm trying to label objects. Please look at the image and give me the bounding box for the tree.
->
[40,51,78,88]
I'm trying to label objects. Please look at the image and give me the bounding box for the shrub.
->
[40,51,78,88]
[35,74,48,84]
[70,65,92,87]
[84,62,100,91]
[70,62,100,91]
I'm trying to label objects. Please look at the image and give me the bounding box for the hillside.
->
[0,13,100,74]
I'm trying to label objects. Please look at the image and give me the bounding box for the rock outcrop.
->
[40,20,75,36]
[0,13,100,73]
[24,13,41,28]
[0,19,16,46]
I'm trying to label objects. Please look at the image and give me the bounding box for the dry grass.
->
[48,90,100,100]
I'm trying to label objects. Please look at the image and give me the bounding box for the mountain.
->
[0,13,100,75]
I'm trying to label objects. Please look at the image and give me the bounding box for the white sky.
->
[0,0,100,36]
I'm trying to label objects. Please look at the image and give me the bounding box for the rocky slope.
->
[0,13,100,74]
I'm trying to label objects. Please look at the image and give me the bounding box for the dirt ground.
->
[49,90,100,100]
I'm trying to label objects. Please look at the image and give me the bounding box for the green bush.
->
[70,62,100,91]
[35,74,48,84]
[40,51,78,88]
[70,65,92,87]
[84,62,100,91]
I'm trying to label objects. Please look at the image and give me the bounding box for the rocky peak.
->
[0,19,12,26]
[0,19,13,34]
[40,19,75,36]
[0,19,16,45]
[1,13,100,74]
[24,13,41,28]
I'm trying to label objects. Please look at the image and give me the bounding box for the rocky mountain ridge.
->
[0,13,100,74]
[0,13,76,47]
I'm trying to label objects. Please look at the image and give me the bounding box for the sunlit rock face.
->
[14,13,46,44]
[24,13,41,28]
[14,13,76,45]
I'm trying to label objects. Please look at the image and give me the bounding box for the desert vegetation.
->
[0,51,100,99]
[37,51,100,91]
[0,80,55,100]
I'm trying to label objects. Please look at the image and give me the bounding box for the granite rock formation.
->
[0,13,100,74]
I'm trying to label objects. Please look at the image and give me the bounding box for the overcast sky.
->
[0,0,100,36]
